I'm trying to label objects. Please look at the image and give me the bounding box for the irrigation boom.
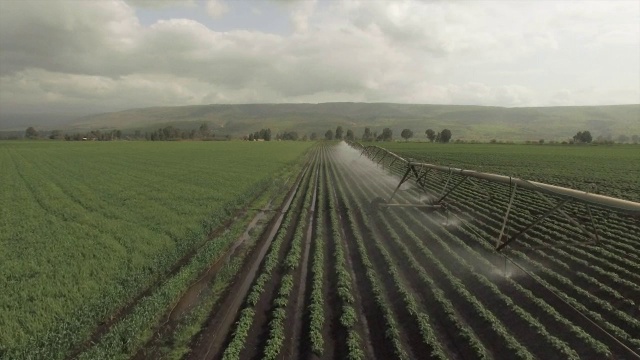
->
[351,142,640,251]
[407,161,640,215]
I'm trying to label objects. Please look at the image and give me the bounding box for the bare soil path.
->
[186,161,312,360]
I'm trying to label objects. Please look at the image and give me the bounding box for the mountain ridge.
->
[5,103,639,141]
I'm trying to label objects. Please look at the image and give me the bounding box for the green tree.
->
[310,132,318,140]
[282,131,298,140]
[162,126,179,140]
[25,126,38,139]
[439,129,452,143]
[362,127,373,142]
[425,129,436,142]
[49,130,63,140]
[380,127,393,141]
[573,130,592,144]
[335,126,344,140]
[345,129,354,141]
[199,123,210,138]
[400,129,413,141]
[261,128,272,141]
[325,129,334,140]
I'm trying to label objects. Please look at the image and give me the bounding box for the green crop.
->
[0,140,312,359]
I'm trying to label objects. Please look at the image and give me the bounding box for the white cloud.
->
[0,68,226,113]
[0,0,141,76]
[289,0,317,33]
[206,0,229,19]
[125,0,195,8]
[0,0,638,119]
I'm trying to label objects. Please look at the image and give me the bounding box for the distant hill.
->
[52,103,640,141]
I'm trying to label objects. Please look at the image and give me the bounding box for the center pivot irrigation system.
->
[351,142,640,252]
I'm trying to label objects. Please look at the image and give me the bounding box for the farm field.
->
[0,141,312,359]
[378,142,640,202]
[188,141,640,360]
[2,140,639,359]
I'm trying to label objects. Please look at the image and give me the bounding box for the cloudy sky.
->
[0,0,638,119]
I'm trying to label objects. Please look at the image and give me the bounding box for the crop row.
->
[76,163,312,360]
[434,186,640,341]
[308,160,326,356]
[328,151,425,360]
[262,156,319,359]
[221,162,314,360]
[352,141,637,357]
[321,147,366,360]
[1,142,313,359]
[330,148,535,359]
[344,144,596,357]
[397,206,613,357]
[331,160,455,359]
[370,144,640,321]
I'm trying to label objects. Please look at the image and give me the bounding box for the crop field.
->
[0,141,312,359]
[2,140,639,359]
[378,142,640,202]
[187,141,639,360]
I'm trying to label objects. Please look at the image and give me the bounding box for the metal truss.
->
[354,142,640,252]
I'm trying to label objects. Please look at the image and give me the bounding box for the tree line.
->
[15,125,640,144]
[21,124,219,141]
[321,126,453,143]
[21,125,454,143]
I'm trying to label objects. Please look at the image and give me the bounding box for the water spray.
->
[352,140,640,253]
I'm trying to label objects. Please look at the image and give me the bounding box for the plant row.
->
[261,156,319,359]
[323,152,365,360]
[356,149,620,355]
[327,155,411,360]
[221,162,315,360]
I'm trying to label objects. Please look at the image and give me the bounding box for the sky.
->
[0,0,639,120]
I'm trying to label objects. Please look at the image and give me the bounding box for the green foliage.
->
[325,129,334,140]
[340,306,357,328]
[346,332,365,360]
[425,128,436,142]
[573,130,592,143]
[262,164,317,359]
[379,142,640,202]
[263,275,294,360]
[222,160,316,360]
[377,127,393,141]
[438,128,452,143]
[0,141,312,359]
[362,127,373,142]
[25,126,38,139]
[353,141,635,357]
[222,308,256,360]
[308,167,326,356]
[400,129,413,140]
[63,103,640,142]
[345,129,354,141]
[251,128,272,141]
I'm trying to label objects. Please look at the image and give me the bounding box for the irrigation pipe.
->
[447,211,640,359]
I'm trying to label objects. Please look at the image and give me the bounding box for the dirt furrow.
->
[185,160,312,360]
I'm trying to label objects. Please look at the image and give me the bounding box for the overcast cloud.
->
[0,0,638,117]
